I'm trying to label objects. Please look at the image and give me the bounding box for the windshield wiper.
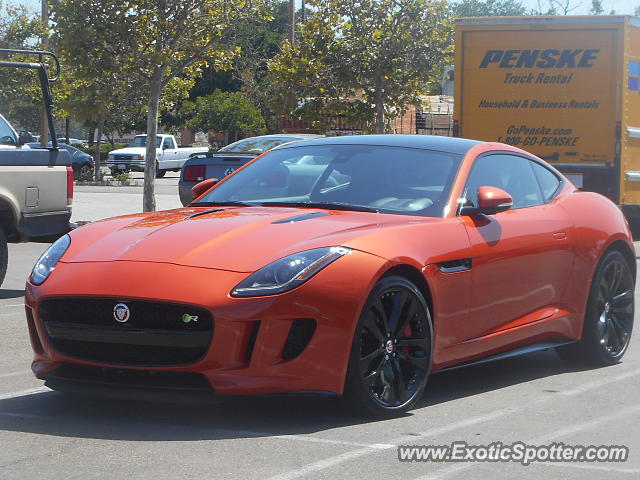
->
[190,201,256,207]
[257,201,379,213]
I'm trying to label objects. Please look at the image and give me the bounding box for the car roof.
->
[277,134,481,154]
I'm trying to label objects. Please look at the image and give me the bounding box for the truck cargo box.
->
[454,15,640,217]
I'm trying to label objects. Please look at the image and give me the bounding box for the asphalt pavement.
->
[0,179,639,479]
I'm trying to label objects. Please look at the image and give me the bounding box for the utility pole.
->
[289,0,296,44]
[39,0,49,147]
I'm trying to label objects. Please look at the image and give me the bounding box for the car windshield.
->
[196,144,462,217]
[128,136,162,148]
[218,137,300,154]
[0,115,17,146]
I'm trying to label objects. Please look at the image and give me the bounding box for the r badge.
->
[182,314,199,324]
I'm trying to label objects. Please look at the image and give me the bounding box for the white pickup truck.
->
[106,134,209,178]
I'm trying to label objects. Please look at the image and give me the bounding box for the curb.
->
[74,180,143,187]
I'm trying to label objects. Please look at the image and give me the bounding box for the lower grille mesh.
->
[39,298,213,366]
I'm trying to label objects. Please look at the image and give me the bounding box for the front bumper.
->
[25,251,385,396]
[107,160,145,172]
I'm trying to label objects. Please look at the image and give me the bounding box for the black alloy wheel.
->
[557,250,634,365]
[345,276,432,417]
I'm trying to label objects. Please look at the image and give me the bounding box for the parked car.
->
[28,142,93,178]
[107,134,209,178]
[24,135,635,416]
[178,133,322,205]
[0,50,73,287]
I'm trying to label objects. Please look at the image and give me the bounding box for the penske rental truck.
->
[454,15,640,225]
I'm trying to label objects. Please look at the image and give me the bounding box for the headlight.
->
[30,234,71,285]
[231,246,351,297]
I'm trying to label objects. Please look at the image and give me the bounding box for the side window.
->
[163,137,175,149]
[464,154,543,209]
[530,161,561,202]
[0,115,17,146]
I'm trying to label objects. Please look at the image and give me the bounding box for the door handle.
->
[553,231,567,240]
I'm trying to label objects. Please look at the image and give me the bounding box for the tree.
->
[635,5,640,15]
[0,1,45,132]
[452,0,528,17]
[270,0,452,134]
[590,0,604,14]
[532,0,579,15]
[52,0,262,212]
[184,89,265,144]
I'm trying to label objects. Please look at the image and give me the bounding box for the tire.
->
[76,164,92,178]
[556,250,634,366]
[155,163,166,178]
[344,275,433,417]
[0,228,7,288]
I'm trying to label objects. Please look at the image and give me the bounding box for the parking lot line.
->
[0,370,30,379]
[0,387,49,401]
[0,408,396,450]
[415,401,640,480]
[264,367,640,480]
[0,304,24,308]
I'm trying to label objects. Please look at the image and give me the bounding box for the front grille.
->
[39,298,213,366]
[114,155,134,160]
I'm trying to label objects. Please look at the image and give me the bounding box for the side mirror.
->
[191,177,219,199]
[460,186,513,216]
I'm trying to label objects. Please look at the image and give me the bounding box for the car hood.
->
[62,206,440,272]
[109,147,146,156]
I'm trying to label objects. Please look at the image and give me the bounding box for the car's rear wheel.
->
[557,250,634,365]
[0,228,7,287]
[344,276,432,417]
[155,162,166,178]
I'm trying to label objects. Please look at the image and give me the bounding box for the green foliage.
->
[269,0,453,133]
[0,1,45,132]
[590,0,604,15]
[184,89,265,140]
[452,0,528,17]
[78,142,128,157]
[113,171,132,182]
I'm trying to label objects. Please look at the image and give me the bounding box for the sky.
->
[11,0,640,16]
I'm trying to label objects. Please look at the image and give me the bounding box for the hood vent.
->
[272,212,328,224]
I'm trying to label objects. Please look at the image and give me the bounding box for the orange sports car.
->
[25,135,635,416]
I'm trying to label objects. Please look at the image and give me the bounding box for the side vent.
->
[282,318,317,361]
[245,321,261,365]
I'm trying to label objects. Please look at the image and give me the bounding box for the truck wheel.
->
[155,163,166,178]
[0,228,7,288]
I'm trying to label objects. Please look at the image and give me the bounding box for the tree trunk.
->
[374,77,385,134]
[94,114,105,182]
[143,72,163,212]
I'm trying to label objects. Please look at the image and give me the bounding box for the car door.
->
[161,137,177,169]
[456,153,575,345]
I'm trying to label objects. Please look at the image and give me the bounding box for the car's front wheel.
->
[344,275,432,417]
[557,250,634,365]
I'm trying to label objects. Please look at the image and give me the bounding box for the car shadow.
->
[0,349,599,442]
[0,289,24,299]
